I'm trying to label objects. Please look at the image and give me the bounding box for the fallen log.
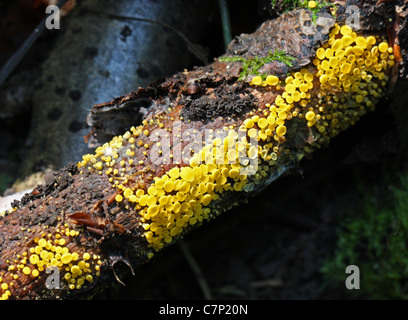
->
[0,0,405,299]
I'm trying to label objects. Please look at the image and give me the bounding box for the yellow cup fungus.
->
[0,224,102,300]
[72,22,393,266]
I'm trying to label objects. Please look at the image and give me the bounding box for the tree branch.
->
[0,0,406,299]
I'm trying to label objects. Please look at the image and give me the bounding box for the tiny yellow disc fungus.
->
[164,180,174,193]
[248,128,257,138]
[367,36,376,45]
[342,35,354,47]
[22,267,31,275]
[258,117,268,129]
[147,205,160,217]
[61,253,73,264]
[305,111,316,121]
[316,47,326,60]
[147,186,158,196]
[265,75,279,86]
[355,36,367,49]
[340,63,352,74]
[340,25,352,36]
[29,254,39,265]
[168,167,180,179]
[332,39,343,51]
[180,167,195,182]
[251,76,262,85]
[71,265,82,275]
[93,162,103,171]
[355,95,364,103]
[319,74,328,84]
[353,46,364,56]
[38,238,47,248]
[378,41,389,53]
[276,125,287,137]
[285,83,296,94]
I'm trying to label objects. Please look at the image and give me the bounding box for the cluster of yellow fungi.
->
[0,18,394,299]
[250,23,393,148]
[76,23,393,255]
[0,223,101,300]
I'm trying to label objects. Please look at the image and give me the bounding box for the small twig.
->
[178,240,213,300]
[218,0,232,51]
[0,0,69,88]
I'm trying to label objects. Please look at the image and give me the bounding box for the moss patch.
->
[321,172,408,299]
[219,49,296,80]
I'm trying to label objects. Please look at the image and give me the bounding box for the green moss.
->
[271,0,300,12]
[299,1,337,22]
[321,172,408,299]
[271,0,336,22]
[219,49,295,80]
[0,173,13,195]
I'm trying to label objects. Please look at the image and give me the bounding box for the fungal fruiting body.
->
[0,222,101,300]
[76,23,393,254]
[0,16,394,300]
[249,23,394,152]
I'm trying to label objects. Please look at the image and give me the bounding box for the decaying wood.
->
[0,0,407,299]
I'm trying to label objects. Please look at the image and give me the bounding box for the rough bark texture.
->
[0,0,407,300]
